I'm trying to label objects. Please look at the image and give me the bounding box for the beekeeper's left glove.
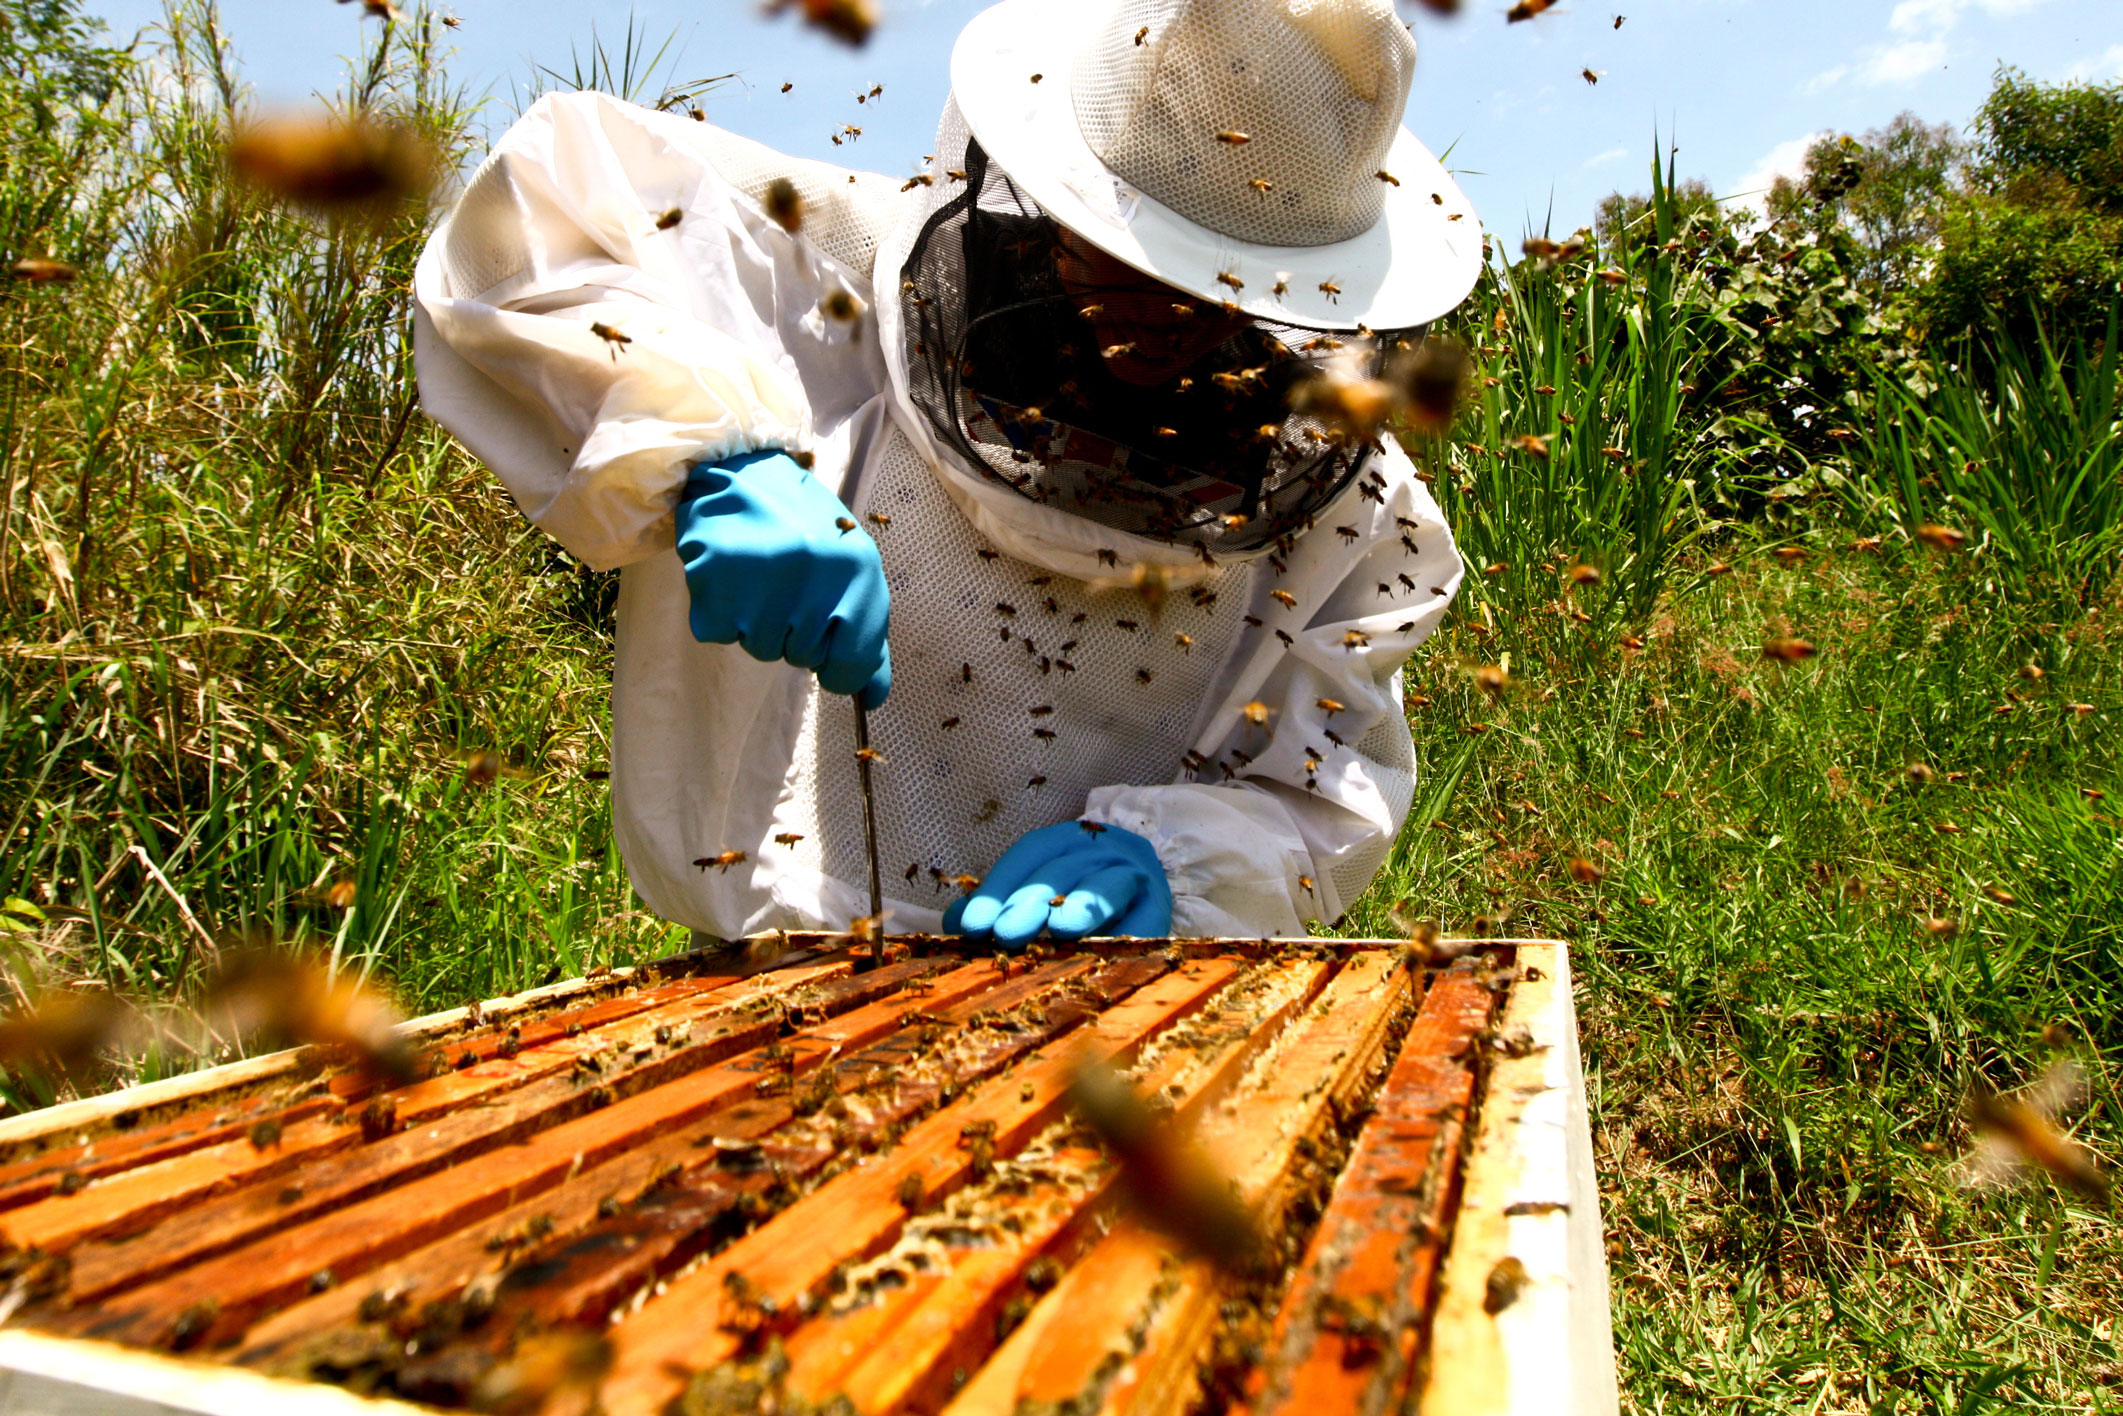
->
[675,449,892,707]
[942,821,1174,948]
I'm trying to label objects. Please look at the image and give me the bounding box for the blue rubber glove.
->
[942,821,1174,948]
[675,449,891,707]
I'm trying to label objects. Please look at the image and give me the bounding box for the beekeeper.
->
[412,0,1481,947]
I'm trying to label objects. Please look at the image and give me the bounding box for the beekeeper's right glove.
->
[675,449,891,707]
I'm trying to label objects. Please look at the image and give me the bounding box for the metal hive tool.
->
[0,938,1614,1416]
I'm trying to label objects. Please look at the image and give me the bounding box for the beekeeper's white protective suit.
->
[412,1,1477,942]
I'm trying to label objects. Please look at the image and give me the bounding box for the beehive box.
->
[0,938,1616,1416]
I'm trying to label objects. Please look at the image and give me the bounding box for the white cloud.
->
[2065,43,2123,81]
[1724,130,1831,215]
[1803,65,1849,95]
[1582,146,1628,169]
[1862,37,1949,84]
[1845,0,2053,86]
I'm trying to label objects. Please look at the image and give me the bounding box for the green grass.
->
[1,3,2119,1411]
[1347,535,2122,1414]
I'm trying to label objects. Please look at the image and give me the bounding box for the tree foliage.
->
[1764,115,1963,292]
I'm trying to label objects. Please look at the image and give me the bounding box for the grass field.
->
[0,5,2117,1411]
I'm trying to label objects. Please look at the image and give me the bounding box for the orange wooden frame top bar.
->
[0,937,1616,1416]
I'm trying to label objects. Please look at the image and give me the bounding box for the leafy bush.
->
[1917,69,2123,344]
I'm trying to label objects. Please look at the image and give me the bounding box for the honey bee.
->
[1761,637,1817,663]
[1272,278,1289,298]
[1270,589,1297,610]
[1482,561,1509,577]
[9,257,77,283]
[1335,525,1360,542]
[1916,523,1968,551]
[1375,170,1400,186]
[1568,857,1606,884]
[588,322,632,360]
[1704,561,1734,577]
[1299,875,1316,893]
[835,516,858,533]
[0,988,136,1086]
[1247,177,1273,194]
[1566,562,1601,586]
[1773,546,1806,565]
[694,850,749,873]
[1098,548,1120,567]
[1509,432,1550,459]
[1216,270,1244,292]
[781,81,794,92]
[939,716,961,731]
[1341,630,1370,651]
[819,288,865,326]
[1317,697,1346,715]
[762,176,805,233]
[1102,342,1138,360]
[1582,67,1604,84]
[854,746,886,764]
[1067,1059,1263,1269]
[1027,775,1048,788]
[1960,1061,2108,1203]
[199,944,419,1082]
[1318,280,1342,302]
[1135,24,1151,43]
[1136,668,1155,684]
[1982,885,2017,905]
[1242,701,1271,726]
[1473,665,1512,700]
[655,207,684,231]
[226,112,435,218]
[773,833,805,846]
[468,1327,614,1413]
[1215,129,1252,145]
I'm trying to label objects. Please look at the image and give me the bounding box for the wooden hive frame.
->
[0,938,1616,1416]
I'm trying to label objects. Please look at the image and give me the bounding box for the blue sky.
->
[85,0,2121,237]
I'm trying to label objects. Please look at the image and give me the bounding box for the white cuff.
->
[1083,782,1314,938]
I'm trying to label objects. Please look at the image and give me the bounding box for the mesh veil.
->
[896,105,1402,559]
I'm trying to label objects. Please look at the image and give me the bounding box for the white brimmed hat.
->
[950,0,1483,332]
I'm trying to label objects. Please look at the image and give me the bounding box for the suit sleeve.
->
[413,91,811,571]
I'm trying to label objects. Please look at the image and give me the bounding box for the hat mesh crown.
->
[1071,0,1415,248]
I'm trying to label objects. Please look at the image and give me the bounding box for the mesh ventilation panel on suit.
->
[1071,0,1415,248]
[896,106,1408,560]
[774,425,1259,907]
